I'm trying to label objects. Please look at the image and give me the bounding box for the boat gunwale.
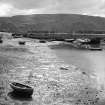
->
[10,82,33,90]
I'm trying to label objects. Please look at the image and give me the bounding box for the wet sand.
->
[50,43,105,91]
[85,51,105,90]
[0,39,104,105]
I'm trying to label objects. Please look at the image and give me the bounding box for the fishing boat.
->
[10,82,33,96]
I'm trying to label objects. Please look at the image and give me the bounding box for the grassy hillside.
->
[0,14,105,33]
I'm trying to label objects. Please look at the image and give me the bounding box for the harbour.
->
[0,38,104,105]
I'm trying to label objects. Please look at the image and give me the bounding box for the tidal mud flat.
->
[0,38,105,105]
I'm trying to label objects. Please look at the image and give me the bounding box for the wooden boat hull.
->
[39,40,46,43]
[18,41,25,45]
[89,48,102,51]
[10,82,33,96]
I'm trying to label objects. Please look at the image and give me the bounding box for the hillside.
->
[0,14,105,33]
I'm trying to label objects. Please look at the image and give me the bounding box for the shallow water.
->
[51,44,105,90]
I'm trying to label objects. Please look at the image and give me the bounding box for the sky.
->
[0,0,105,17]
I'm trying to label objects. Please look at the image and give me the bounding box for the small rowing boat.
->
[89,47,102,51]
[18,41,25,45]
[10,82,33,96]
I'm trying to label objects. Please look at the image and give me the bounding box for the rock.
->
[60,67,68,70]
[82,72,86,75]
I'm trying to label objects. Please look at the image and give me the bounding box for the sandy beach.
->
[0,38,104,105]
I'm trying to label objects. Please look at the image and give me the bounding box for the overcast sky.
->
[0,0,104,17]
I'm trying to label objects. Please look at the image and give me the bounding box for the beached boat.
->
[10,82,33,96]
[39,40,46,43]
[0,40,3,43]
[89,47,102,51]
[18,41,25,45]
